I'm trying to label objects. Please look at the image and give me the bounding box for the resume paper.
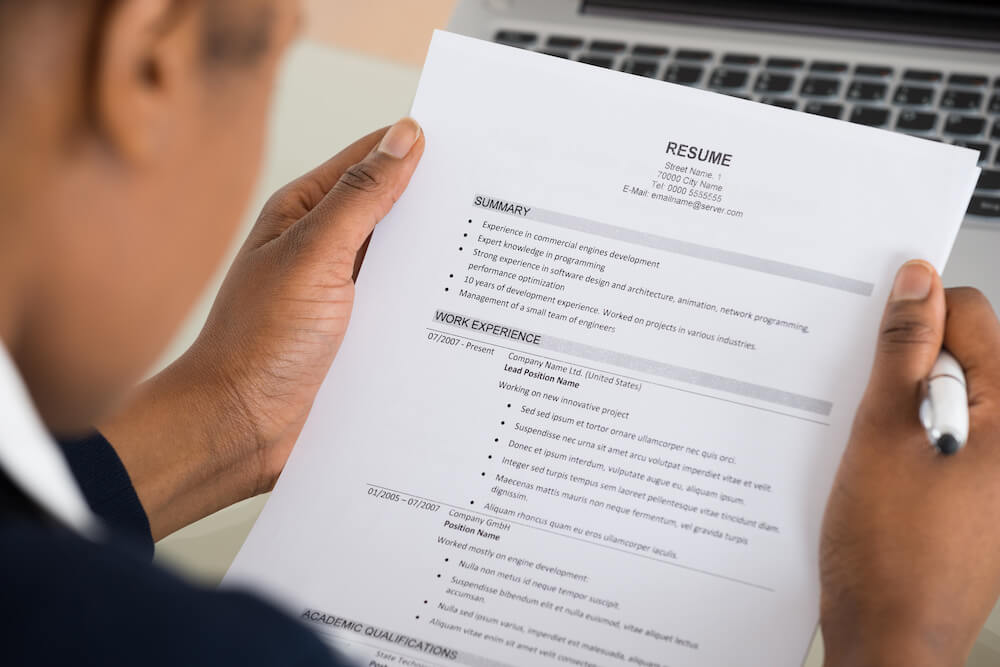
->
[224,31,980,667]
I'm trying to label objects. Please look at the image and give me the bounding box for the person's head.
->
[0,0,301,433]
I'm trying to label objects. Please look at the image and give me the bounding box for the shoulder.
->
[0,519,348,667]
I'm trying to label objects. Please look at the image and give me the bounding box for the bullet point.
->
[468,219,472,223]
[501,421,505,425]
[449,274,454,278]
[463,233,468,237]
[424,600,428,604]
[494,438,499,442]
[507,403,511,408]
[416,615,420,619]
[459,247,463,251]
[437,574,441,578]
[481,472,486,476]
[445,288,449,292]
[470,501,475,505]
[488,455,492,459]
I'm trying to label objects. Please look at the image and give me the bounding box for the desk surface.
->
[152,14,1000,667]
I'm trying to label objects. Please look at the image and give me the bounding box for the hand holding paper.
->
[823,274,1000,667]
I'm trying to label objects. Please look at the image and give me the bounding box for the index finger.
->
[943,287,1000,409]
[247,126,392,246]
[284,126,391,211]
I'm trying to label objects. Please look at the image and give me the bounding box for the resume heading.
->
[665,141,733,167]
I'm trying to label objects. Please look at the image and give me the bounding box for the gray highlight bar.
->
[473,194,874,296]
[434,311,833,416]
[541,333,832,415]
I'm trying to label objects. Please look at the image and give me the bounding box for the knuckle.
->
[879,316,937,347]
[261,184,289,211]
[261,183,311,220]
[944,287,1000,369]
[948,286,994,316]
[948,285,986,302]
[264,181,300,210]
[337,161,384,195]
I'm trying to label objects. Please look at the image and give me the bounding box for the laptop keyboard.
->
[494,30,1000,221]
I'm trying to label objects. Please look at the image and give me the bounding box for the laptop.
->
[447,0,1000,308]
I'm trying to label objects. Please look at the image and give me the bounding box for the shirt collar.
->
[0,343,101,538]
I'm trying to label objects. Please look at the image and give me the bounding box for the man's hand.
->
[821,261,1000,667]
[101,119,424,539]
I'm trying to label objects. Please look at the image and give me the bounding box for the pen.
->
[919,350,969,455]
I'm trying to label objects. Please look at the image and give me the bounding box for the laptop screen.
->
[583,1,1000,48]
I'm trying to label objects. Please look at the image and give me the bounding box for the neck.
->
[0,212,35,358]
[0,117,52,364]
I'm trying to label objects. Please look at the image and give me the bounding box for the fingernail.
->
[890,260,934,302]
[377,118,421,159]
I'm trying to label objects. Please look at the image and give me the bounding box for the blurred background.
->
[152,2,1000,665]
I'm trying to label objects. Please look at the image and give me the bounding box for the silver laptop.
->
[448,0,1000,306]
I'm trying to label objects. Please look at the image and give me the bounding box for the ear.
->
[93,0,200,164]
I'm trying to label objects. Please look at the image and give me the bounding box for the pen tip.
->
[937,434,960,455]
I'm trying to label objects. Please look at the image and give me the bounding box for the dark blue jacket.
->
[0,433,350,667]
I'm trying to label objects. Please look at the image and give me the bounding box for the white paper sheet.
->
[223,31,980,667]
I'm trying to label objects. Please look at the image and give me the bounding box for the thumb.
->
[290,117,424,262]
[865,260,945,413]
